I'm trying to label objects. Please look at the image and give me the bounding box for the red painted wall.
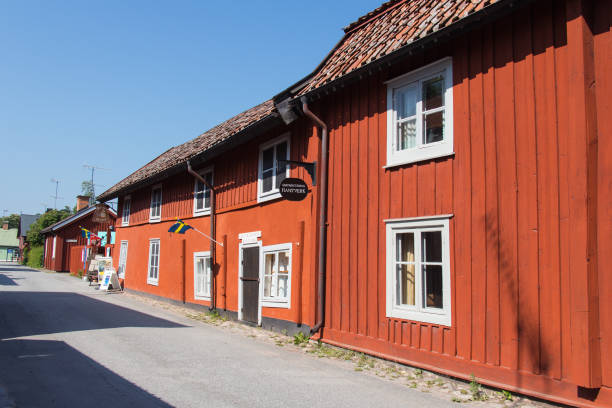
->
[308,1,611,407]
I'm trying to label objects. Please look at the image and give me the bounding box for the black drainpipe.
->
[187,160,217,311]
[301,97,328,336]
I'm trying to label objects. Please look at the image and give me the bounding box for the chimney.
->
[76,195,90,212]
[2,222,8,230]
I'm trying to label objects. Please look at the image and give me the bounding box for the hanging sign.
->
[279,178,308,201]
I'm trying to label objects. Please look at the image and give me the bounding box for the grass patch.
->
[186,310,227,325]
[293,331,310,346]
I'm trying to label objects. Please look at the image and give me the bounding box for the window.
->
[118,241,128,279]
[386,58,453,166]
[147,239,160,285]
[193,251,212,300]
[261,243,291,307]
[193,169,213,216]
[122,196,131,226]
[385,215,451,326]
[52,236,56,259]
[258,134,290,202]
[149,185,162,222]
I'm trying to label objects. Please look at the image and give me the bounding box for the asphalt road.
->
[0,263,454,408]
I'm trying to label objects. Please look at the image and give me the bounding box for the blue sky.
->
[0,0,382,216]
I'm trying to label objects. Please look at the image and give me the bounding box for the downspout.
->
[187,160,217,311]
[301,97,328,336]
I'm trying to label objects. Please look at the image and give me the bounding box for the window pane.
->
[421,231,442,262]
[262,147,274,171]
[423,76,444,111]
[264,276,272,297]
[396,264,415,306]
[262,169,273,192]
[396,85,417,119]
[205,258,211,295]
[275,142,287,189]
[195,191,204,210]
[278,251,289,272]
[423,111,444,144]
[397,119,416,151]
[423,265,443,308]
[278,274,288,298]
[396,233,414,262]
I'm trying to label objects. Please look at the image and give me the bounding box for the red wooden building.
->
[98,0,611,406]
[42,197,117,273]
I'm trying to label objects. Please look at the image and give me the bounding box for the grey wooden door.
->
[241,246,259,324]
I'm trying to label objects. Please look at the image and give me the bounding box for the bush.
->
[26,246,44,268]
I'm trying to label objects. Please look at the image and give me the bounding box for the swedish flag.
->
[80,227,99,239]
[168,219,193,234]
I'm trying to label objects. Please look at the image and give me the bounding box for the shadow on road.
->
[0,292,186,340]
[0,273,21,286]
[0,338,173,407]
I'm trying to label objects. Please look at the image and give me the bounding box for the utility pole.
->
[83,164,109,205]
[50,178,63,209]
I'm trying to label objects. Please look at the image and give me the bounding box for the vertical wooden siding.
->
[321,0,610,398]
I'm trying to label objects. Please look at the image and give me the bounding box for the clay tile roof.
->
[297,0,499,96]
[98,99,276,201]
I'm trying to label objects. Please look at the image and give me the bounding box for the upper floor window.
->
[385,215,451,326]
[193,169,213,216]
[261,243,292,308]
[122,196,131,226]
[149,185,162,222]
[258,134,290,202]
[386,58,453,167]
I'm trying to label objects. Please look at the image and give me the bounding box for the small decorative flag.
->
[168,219,193,234]
[80,226,100,240]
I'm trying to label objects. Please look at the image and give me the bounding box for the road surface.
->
[0,263,454,408]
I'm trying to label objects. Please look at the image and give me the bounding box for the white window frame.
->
[193,251,212,300]
[149,185,162,223]
[385,57,453,167]
[385,215,452,326]
[122,196,131,226]
[193,167,213,217]
[257,133,291,203]
[118,240,128,279]
[52,236,57,259]
[147,238,160,286]
[260,243,292,308]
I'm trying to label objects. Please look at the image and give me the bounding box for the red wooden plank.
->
[417,162,436,217]
[341,87,351,333]
[367,73,380,338]
[403,166,418,217]
[482,22,501,367]
[434,160,452,215]
[378,67,390,341]
[468,28,487,364]
[494,15,519,370]
[420,325,432,351]
[532,0,562,380]
[513,7,541,375]
[452,35,472,361]
[357,75,369,336]
[349,83,360,334]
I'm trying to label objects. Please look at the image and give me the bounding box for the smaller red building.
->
[41,197,116,273]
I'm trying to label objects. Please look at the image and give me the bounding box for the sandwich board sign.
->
[100,269,121,291]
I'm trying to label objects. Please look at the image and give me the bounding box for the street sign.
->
[279,178,308,201]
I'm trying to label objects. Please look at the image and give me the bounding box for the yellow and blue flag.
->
[80,227,99,239]
[168,219,193,234]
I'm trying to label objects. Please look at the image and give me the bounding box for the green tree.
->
[81,180,94,199]
[0,214,20,229]
[25,208,72,246]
